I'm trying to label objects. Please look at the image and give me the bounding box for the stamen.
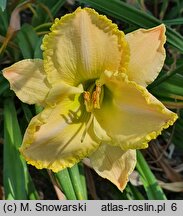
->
[83,80,104,112]
[83,91,92,112]
[92,84,101,109]
[81,113,94,143]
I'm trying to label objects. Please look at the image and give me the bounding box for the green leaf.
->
[80,0,183,53]
[3,98,38,199]
[34,36,43,58]
[27,174,39,200]
[68,164,87,200]
[164,18,183,25]
[0,73,9,96]
[136,151,167,200]
[159,0,168,20]
[21,103,33,123]
[15,24,39,58]
[0,8,9,35]
[165,109,183,151]
[49,0,67,19]
[125,183,145,200]
[150,72,183,102]
[78,163,87,199]
[54,169,77,200]
[0,0,7,11]
[148,63,183,90]
[32,0,67,26]
[55,163,88,200]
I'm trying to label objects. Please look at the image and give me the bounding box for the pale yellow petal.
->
[42,7,129,86]
[46,82,84,105]
[20,95,100,172]
[125,24,166,87]
[90,144,136,191]
[93,117,111,142]
[3,59,50,105]
[94,71,178,150]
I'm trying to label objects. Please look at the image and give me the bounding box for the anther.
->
[83,91,92,112]
[92,84,101,109]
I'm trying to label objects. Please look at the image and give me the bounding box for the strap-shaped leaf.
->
[0,0,7,11]
[3,99,39,199]
[136,151,167,200]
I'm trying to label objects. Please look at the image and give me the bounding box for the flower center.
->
[81,80,104,142]
[83,80,104,112]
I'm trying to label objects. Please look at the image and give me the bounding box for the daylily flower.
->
[3,7,178,191]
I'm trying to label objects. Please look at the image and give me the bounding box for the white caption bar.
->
[0,200,182,216]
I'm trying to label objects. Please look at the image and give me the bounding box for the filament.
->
[81,113,94,143]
